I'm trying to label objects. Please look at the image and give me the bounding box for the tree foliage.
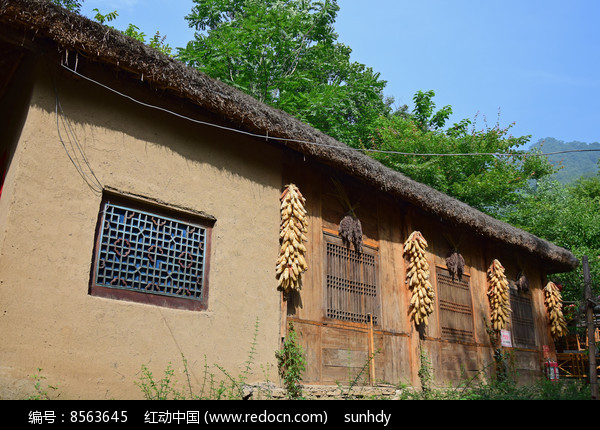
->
[88,7,173,56]
[411,90,453,132]
[500,176,600,300]
[178,0,390,146]
[123,24,172,56]
[366,91,556,214]
[50,0,82,13]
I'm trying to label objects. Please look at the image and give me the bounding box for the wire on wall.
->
[52,66,103,194]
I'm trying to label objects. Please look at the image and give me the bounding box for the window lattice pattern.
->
[95,202,207,301]
[510,290,536,348]
[325,235,379,325]
[437,268,475,343]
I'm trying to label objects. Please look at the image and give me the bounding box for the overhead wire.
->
[59,63,600,159]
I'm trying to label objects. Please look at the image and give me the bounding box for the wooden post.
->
[583,256,598,400]
[280,291,288,347]
[368,313,375,385]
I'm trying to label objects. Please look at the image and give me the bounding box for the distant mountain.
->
[530,137,600,184]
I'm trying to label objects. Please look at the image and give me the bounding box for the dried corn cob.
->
[276,184,308,293]
[543,281,568,339]
[487,259,511,331]
[404,231,435,327]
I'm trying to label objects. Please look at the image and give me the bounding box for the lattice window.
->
[510,289,537,349]
[90,195,212,310]
[324,233,379,325]
[436,267,475,343]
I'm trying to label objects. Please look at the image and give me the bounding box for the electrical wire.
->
[53,78,104,194]
[60,63,600,159]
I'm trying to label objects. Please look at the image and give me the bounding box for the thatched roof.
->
[0,0,578,273]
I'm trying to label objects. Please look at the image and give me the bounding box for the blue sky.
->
[79,0,600,146]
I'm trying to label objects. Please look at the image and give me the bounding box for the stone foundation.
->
[243,383,403,400]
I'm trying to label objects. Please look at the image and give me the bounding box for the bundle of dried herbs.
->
[446,250,465,281]
[339,212,363,253]
[515,271,529,292]
[331,178,363,253]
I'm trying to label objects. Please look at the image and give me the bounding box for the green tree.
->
[88,7,172,56]
[367,93,556,214]
[500,176,600,300]
[50,0,82,13]
[411,90,453,132]
[178,0,390,146]
[123,24,172,56]
[91,8,118,25]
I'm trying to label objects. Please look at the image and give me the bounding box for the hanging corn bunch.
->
[276,184,308,293]
[404,231,435,327]
[543,281,568,339]
[487,259,511,331]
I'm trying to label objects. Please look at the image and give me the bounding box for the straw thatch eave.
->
[0,0,579,273]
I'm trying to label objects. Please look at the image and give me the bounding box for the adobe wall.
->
[0,60,284,399]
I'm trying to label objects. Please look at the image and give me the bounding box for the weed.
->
[26,368,59,400]
[417,343,433,395]
[136,317,261,400]
[334,349,381,399]
[135,362,185,400]
[275,322,306,399]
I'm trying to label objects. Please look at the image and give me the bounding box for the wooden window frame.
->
[89,192,214,311]
[509,288,537,349]
[436,266,475,343]
[323,232,380,325]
